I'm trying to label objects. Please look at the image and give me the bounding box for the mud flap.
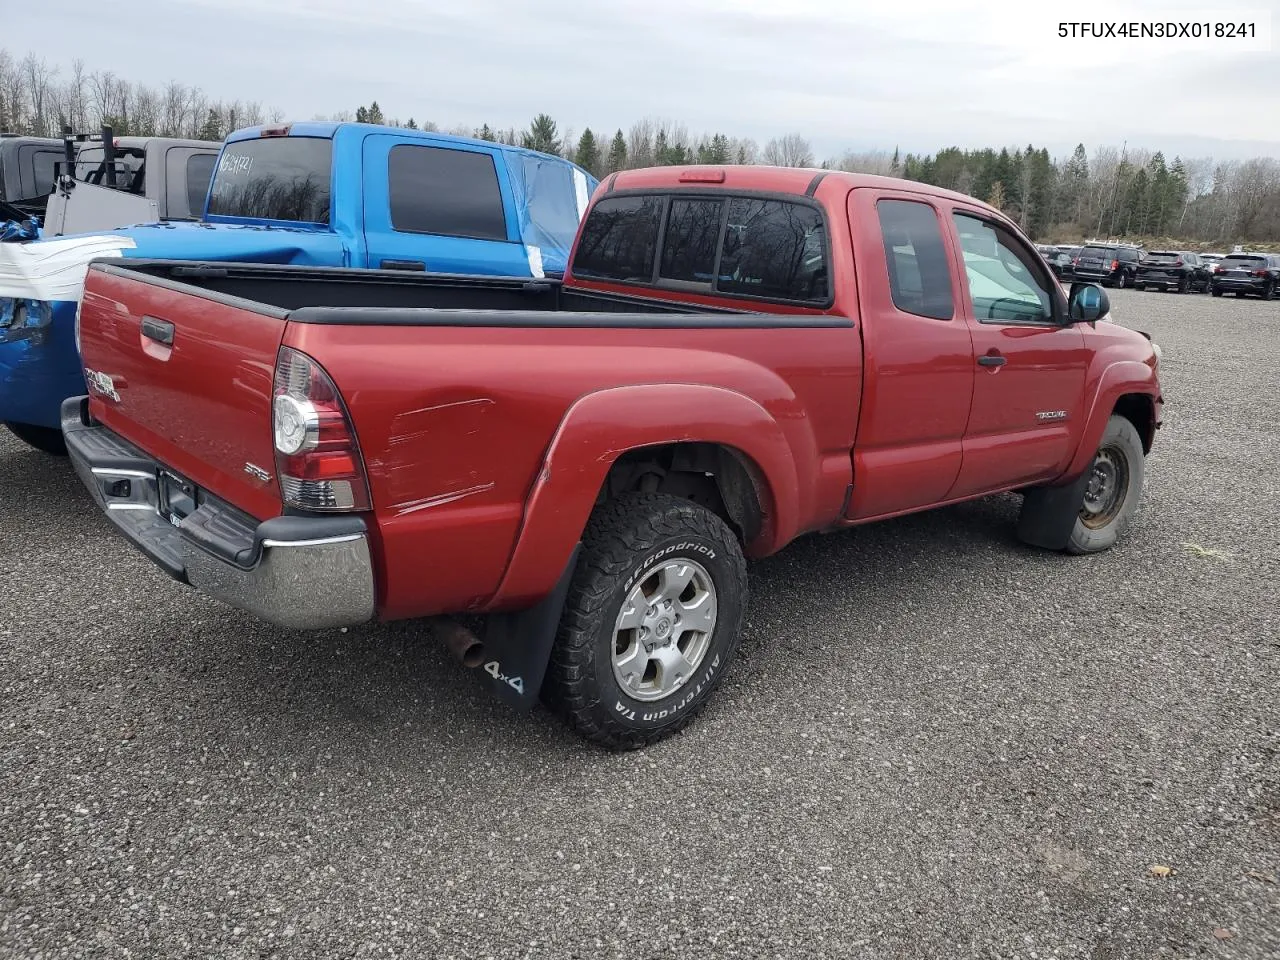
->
[1016,470,1091,551]
[477,543,581,710]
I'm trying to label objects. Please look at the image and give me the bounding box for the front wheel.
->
[1263,280,1276,300]
[1211,286,1223,297]
[1066,415,1146,555]
[543,492,748,750]
[4,421,68,456]
[1177,276,1190,294]
[1115,272,1128,289]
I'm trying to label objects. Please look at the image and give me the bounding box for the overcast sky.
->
[6,0,1279,162]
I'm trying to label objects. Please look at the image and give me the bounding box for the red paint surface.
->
[76,166,1164,624]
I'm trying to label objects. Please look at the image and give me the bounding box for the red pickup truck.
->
[63,165,1163,749]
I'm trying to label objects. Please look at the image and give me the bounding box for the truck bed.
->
[114,259,841,320]
[73,259,861,619]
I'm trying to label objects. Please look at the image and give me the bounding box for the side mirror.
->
[1068,282,1109,322]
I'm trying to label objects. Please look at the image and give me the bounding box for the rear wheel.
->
[1177,275,1190,294]
[543,492,748,750]
[1066,415,1146,555]
[1263,280,1276,300]
[1211,286,1223,297]
[4,422,68,456]
[1115,271,1128,289]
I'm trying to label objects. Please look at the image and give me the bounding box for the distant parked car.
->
[1037,244,1073,279]
[1210,253,1280,299]
[1135,250,1211,293]
[1072,242,1145,288]
[1201,253,1225,271]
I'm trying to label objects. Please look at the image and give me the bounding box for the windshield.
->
[207,136,332,224]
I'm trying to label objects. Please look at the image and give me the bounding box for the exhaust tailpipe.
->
[437,619,485,669]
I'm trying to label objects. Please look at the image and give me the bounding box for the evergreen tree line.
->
[3,47,1276,243]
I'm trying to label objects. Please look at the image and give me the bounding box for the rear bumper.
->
[1212,278,1267,293]
[62,396,376,631]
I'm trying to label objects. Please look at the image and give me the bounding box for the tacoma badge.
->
[1036,410,1067,421]
[84,368,120,402]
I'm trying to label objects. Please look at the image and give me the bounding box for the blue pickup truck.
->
[0,121,598,453]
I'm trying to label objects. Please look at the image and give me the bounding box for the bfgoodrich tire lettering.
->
[1066,414,1145,555]
[543,492,748,750]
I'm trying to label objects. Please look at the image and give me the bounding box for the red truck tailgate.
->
[78,266,286,521]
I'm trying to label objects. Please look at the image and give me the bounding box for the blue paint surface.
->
[0,122,598,433]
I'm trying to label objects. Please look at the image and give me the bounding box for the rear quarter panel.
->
[284,320,863,620]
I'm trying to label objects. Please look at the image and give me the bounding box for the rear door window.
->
[185,153,216,217]
[387,144,507,241]
[875,199,954,320]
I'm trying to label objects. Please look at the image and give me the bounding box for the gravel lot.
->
[2,289,1277,959]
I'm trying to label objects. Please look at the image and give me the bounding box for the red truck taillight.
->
[271,347,371,512]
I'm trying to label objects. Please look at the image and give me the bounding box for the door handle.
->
[141,316,174,345]
[977,353,1006,367]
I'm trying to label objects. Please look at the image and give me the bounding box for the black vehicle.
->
[1135,250,1211,293]
[1036,244,1073,279]
[1071,243,1145,288]
[1210,253,1280,299]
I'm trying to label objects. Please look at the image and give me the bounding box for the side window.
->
[716,198,828,303]
[571,195,663,282]
[185,153,216,217]
[659,198,723,284]
[875,199,954,320]
[387,144,507,241]
[952,213,1054,324]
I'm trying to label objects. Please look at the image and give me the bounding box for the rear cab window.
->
[571,192,829,305]
[1220,255,1267,268]
[207,136,333,224]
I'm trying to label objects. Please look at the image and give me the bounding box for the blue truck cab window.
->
[207,136,333,224]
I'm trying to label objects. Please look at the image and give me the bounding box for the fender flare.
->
[487,382,806,609]
[1063,360,1158,479]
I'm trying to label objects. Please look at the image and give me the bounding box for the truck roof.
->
[601,165,1008,218]
[225,121,594,170]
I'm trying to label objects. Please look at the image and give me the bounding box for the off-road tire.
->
[543,492,748,750]
[4,422,68,456]
[1066,415,1145,555]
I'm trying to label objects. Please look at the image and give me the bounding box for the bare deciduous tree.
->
[762,133,813,167]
